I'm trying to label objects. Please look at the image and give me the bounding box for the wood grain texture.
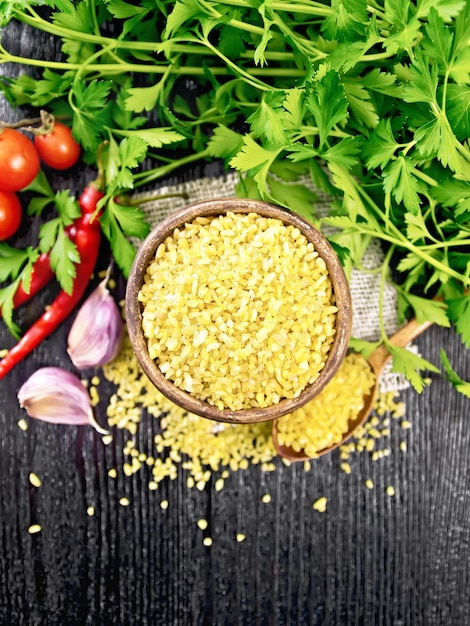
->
[0,20,469,626]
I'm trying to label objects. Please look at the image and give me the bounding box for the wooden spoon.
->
[272,316,434,462]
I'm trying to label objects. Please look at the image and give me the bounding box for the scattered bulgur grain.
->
[203,537,213,547]
[18,419,28,431]
[261,494,272,504]
[236,533,246,542]
[103,332,278,486]
[312,497,327,512]
[160,500,169,510]
[340,462,351,475]
[119,497,130,506]
[197,519,208,530]
[214,478,224,492]
[401,420,412,429]
[87,506,95,516]
[386,486,396,497]
[400,441,407,452]
[365,479,374,490]
[101,434,113,445]
[108,468,117,478]
[90,385,100,407]
[29,472,41,488]
[148,481,158,491]
[139,211,337,411]
[28,524,42,534]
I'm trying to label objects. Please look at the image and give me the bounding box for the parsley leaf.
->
[100,198,150,276]
[445,291,470,347]
[383,156,422,214]
[321,0,367,42]
[306,70,349,148]
[363,119,400,169]
[103,136,148,191]
[247,91,288,146]
[440,349,470,398]
[400,292,451,327]
[388,344,440,393]
[71,79,113,152]
[230,136,283,197]
[207,125,244,160]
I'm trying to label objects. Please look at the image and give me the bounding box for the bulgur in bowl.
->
[126,198,352,424]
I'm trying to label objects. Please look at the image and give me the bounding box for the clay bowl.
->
[125,198,352,424]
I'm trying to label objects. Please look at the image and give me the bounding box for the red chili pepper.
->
[0,185,103,379]
[79,185,105,215]
[0,185,105,318]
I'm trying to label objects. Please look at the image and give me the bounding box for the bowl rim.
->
[125,197,352,424]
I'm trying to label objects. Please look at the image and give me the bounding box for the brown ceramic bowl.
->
[126,198,352,424]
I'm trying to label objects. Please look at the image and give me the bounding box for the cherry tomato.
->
[34,122,81,170]
[0,190,22,240]
[0,129,40,192]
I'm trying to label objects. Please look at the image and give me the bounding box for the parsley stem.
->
[377,245,396,345]
[0,47,306,79]
[353,184,470,286]
[133,149,213,187]
[217,0,332,16]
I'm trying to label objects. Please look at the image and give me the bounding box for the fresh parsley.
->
[0,0,469,394]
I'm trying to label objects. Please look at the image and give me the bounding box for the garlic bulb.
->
[17,367,108,434]
[67,268,123,369]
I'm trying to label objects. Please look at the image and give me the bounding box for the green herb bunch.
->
[0,0,469,393]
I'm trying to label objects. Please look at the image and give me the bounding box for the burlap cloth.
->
[136,171,410,393]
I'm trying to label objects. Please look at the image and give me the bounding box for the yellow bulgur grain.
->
[275,353,376,458]
[87,506,95,516]
[148,481,158,490]
[236,533,246,542]
[18,419,28,431]
[138,211,337,411]
[365,479,374,489]
[28,524,42,534]
[197,518,208,530]
[29,472,41,488]
[90,386,100,407]
[401,420,412,429]
[108,468,117,478]
[119,497,130,506]
[312,497,327,512]
[203,537,213,547]
[400,441,407,452]
[340,462,351,475]
[101,434,113,445]
[386,486,396,497]
[214,478,224,492]
[261,494,272,504]
[160,500,169,509]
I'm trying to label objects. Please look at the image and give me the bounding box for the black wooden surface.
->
[1,19,469,626]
